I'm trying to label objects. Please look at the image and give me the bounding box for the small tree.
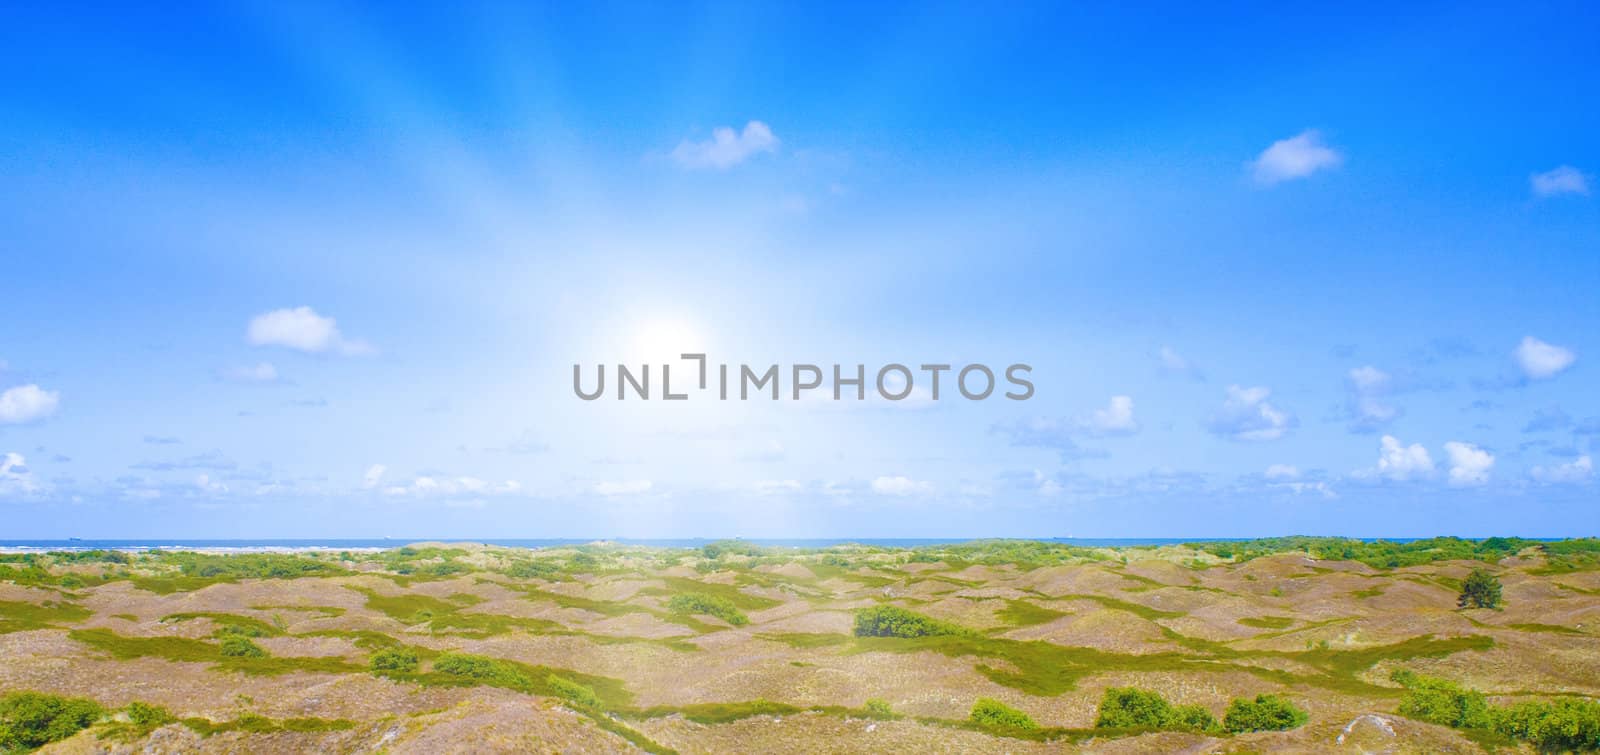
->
[1458,568,1502,609]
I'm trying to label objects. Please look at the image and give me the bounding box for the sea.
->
[0,537,1433,554]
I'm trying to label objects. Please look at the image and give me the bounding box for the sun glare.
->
[627,318,709,364]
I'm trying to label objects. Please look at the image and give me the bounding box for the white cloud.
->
[194,474,228,494]
[222,362,279,382]
[247,307,374,356]
[670,121,778,170]
[0,384,60,424]
[1514,336,1576,380]
[593,479,653,496]
[1265,464,1300,480]
[1280,481,1338,499]
[0,452,37,496]
[1443,441,1494,487]
[1085,395,1139,435]
[1207,385,1295,441]
[1250,129,1342,185]
[362,464,386,489]
[1157,346,1203,379]
[754,479,802,495]
[1373,434,1435,481]
[1530,165,1590,197]
[871,476,933,496]
[1032,469,1063,497]
[1530,455,1593,484]
[1345,365,1400,432]
[385,475,521,497]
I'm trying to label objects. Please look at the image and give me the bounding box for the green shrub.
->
[1494,698,1600,751]
[852,606,968,638]
[369,647,419,673]
[217,623,269,638]
[1392,669,1491,728]
[1170,704,1220,733]
[864,698,894,718]
[545,674,600,707]
[667,593,749,626]
[219,636,267,658]
[1095,687,1173,728]
[505,560,560,580]
[1094,687,1217,733]
[1458,568,1502,609]
[1223,694,1308,733]
[433,653,507,680]
[125,701,174,727]
[969,697,1037,731]
[0,691,104,751]
[1394,670,1600,750]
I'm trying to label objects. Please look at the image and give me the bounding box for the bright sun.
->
[627,318,709,364]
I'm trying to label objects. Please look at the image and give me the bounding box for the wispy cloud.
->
[1250,129,1342,185]
[1530,165,1590,197]
[1206,385,1295,441]
[669,121,778,170]
[870,475,933,496]
[220,362,279,382]
[1530,455,1593,484]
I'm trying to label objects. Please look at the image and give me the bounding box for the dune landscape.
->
[2,538,1598,753]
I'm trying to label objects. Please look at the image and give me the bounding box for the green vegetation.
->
[68,628,359,676]
[219,636,267,658]
[98,701,178,742]
[913,540,1105,569]
[1238,615,1295,629]
[545,674,600,707]
[853,606,971,638]
[864,698,894,718]
[969,698,1037,731]
[1223,694,1308,733]
[667,593,749,626]
[0,600,91,633]
[427,652,632,709]
[157,552,348,581]
[0,691,103,751]
[1458,568,1503,609]
[369,647,420,673]
[1095,687,1218,733]
[995,599,1065,627]
[1393,669,1600,750]
[180,714,356,736]
[162,612,282,638]
[1189,536,1594,570]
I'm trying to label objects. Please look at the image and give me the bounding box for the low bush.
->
[545,674,600,708]
[864,698,894,718]
[0,691,104,751]
[1095,687,1217,733]
[667,593,749,626]
[126,701,174,727]
[369,647,419,673]
[969,697,1037,731]
[1393,670,1600,750]
[852,606,968,638]
[1223,694,1308,733]
[219,637,267,658]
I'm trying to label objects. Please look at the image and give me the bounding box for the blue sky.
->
[1,2,1596,538]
